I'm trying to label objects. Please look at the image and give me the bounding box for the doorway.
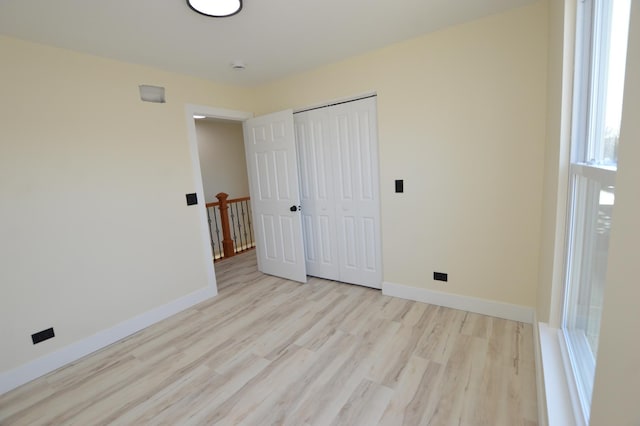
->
[185,104,253,295]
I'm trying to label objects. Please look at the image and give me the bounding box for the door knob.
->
[290,205,300,212]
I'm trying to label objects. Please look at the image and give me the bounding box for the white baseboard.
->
[0,286,217,395]
[382,281,534,324]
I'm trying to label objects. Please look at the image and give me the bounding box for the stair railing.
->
[205,192,255,261]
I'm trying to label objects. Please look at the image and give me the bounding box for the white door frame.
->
[184,104,254,296]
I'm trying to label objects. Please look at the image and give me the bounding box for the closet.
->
[294,96,382,289]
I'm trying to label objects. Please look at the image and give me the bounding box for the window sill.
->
[538,322,585,426]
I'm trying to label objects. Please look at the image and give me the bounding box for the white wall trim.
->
[556,325,587,426]
[549,0,577,329]
[538,322,581,426]
[533,314,548,426]
[185,105,254,122]
[382,281,534,323]
[0,286,216,395]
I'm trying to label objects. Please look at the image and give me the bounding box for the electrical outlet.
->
[32,327,55,345]
[434,272,448,282]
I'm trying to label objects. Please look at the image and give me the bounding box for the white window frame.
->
[559,0,629,423]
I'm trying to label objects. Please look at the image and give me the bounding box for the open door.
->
[243,110,307,283]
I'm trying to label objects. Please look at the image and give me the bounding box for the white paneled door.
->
[295,109,340,281]
[243,110,307,283]
[295,97,382,289]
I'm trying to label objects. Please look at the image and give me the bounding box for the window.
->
[563,0,631,421]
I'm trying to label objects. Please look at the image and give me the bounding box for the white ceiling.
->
[0,0,536,86]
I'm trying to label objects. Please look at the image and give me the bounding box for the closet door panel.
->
[356,110,375,201]
[332,99,383,288]
[335,114,355,201]
[295,97,382,289]
[295,112,339,281]
[341,216,358,269]
[362,217,377,271]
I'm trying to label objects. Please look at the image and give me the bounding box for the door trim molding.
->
[184,104,254,296]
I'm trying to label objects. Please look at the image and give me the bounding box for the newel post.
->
[216,192,235,258]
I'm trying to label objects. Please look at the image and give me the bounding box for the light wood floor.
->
[0,251,537,425]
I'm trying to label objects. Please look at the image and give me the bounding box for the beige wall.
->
[255,2,548,307]
[590,1,640,424]
[195,120,249,203]
[0,36,254,373]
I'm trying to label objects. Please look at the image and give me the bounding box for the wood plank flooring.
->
[0,251,538,425]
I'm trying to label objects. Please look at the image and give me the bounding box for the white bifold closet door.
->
[294,97,382,289]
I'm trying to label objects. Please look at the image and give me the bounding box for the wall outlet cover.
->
[186,193,198,206]
[32,327,55,345]
[434,272,448,282]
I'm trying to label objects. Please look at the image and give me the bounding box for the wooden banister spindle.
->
[216,192,235,258]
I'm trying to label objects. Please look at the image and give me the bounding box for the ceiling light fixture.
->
[186,0,242,17]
